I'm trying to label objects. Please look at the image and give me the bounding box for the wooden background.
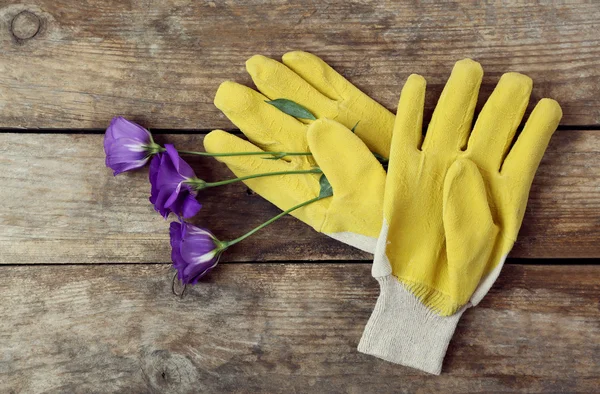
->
[1,1,599,392]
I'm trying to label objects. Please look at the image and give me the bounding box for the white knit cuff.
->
[358,276,465,375]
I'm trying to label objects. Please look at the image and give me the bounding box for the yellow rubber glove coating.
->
[382,59,562,315]
[308,120,385,237]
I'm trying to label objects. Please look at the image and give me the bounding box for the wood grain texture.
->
[1,130,599,264]
[0,263,598,393]
[0,133,370,264]
[1,1,599,129]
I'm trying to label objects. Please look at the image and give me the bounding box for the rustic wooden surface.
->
[1,130,599,264]
[0,264,598,393]
[1,1,600,129]
[1,0,599,392]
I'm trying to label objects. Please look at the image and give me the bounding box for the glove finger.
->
[422,59,483,154]
[467,72,532,171]
[392,74,427,153]
[214,81,311,158]
[246,55,339,122]
[282,51,395,158]
[383,75,426,226]
[442,158,499,313]
[281,51,350,101]
[307,119,386,199]
[501,98,562,187]
[203,130,325,227]
[204,129,290,174]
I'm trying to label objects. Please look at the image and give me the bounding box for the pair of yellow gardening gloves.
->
[204,52,562,374]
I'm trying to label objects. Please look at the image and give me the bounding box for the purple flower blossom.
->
[149,144,202,219]
[170,220,225,284]
[104,117,157,175]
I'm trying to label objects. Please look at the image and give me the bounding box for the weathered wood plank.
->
[1,1,599,129]
[0,263,598,393]
[1,131,599,264]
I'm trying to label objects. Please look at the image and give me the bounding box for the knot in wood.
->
[11,11,41,41]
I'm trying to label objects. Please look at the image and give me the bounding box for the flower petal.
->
[164,144,197,179]
[157,152,185,188]
[186,225,217,239]
[170,221,183,248]
[149,154,161,204]
[105,137,150,175]
[154,186,175,218]
[150,146,200,218]
[164,182,183,211]
[107,117,152,143]
[169,221,188,275]
[182,228,217,260]
[181,194,202,218]
[103,131,116,156]
[108,158,149,176]
[106,138,148,160]
[186,256,220,285]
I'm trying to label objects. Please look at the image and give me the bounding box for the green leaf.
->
[350,121,360,133]
[318,173,334,198]
[265,99,317,120]
[372,152,389,165]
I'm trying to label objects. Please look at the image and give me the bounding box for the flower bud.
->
[104,117,155,175]
[170,220,225,285]
[149,144,202,219]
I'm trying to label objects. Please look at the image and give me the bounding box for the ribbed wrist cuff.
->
[357,276,465,375]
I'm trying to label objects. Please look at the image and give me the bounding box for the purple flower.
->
[170,220,225,284]
[149,144,202,219]
[104,117,158,175]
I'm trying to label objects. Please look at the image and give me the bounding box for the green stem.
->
[198,168,322,189]
[149,144,389,164]
[178,148,389,164]
[222,195,327,248]
[178,149,311,158]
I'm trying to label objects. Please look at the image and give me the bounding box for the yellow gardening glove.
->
[204,52,393,252]
[358,59,562,374]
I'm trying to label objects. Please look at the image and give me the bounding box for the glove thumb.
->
[307,119,386,250]
[443,159,499,309]
[307,119,385,197]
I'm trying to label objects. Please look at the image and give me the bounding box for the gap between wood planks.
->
[0,259,598,267]
[1,125,599,134]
